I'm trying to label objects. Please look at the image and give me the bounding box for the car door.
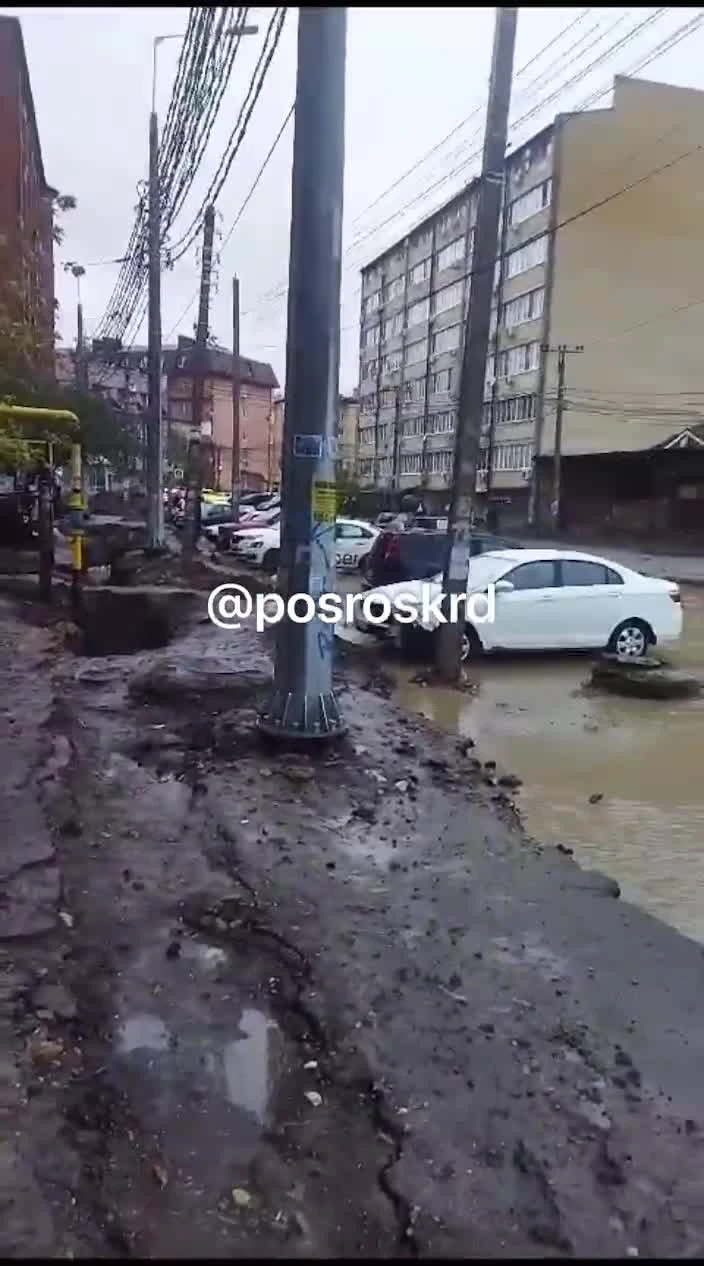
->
[492,559,560,649]
[555,558,625,647]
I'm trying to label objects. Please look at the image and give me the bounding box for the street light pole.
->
[258,7,347,741]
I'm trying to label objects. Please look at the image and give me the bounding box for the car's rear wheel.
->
[607,618,652,659]
[262,548,279,575]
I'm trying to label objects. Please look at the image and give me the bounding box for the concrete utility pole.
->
[64,263,87,390]
[485,173,509,511]
[544,342,583,532]
[184,204,216,556]
[146,106,164,552]
[258,6,347,741]
[435,7,517,683]
[231,275,241,523]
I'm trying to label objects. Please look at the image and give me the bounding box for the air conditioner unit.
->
[505,327,516,340]
[505,377,515,388]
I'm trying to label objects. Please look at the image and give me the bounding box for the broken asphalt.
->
[2,593,704,1257]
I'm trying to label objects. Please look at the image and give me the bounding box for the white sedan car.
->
[239,518,379,576]
[334,519,379,572]
[238,525,281,573]
[355,548,683,661]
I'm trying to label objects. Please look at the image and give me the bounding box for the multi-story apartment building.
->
[357,75,704,526]
[166,338,279,491]
[0,15,56,370]
[338,393,360,475]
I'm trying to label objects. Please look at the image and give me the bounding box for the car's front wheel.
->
[607,617,652,659]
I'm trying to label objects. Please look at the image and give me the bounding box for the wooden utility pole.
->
[436,7,517,682]
[543,342,583,533]
[231,275,241,523]
[184,204,216,557]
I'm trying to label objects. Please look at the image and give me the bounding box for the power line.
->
[164,102,294,344]
[250,7,675,315]
[167,8,287,263]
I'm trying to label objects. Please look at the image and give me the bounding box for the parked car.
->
[363,526,521,589]
[355,548,683,662]
[238,525,281,573]
[238,518,379,576]
[204,506,281,549]
[334,518,379,571]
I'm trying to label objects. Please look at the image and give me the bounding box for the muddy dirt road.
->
[3,596,704,1257]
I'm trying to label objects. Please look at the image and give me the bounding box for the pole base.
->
[257,687,347,740]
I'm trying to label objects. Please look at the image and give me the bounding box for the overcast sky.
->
[9,6,704,392]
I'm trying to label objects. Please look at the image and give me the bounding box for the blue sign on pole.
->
[293,434,324,459]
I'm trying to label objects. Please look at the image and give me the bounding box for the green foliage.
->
[52,192,77,247]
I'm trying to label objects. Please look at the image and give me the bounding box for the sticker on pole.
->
[293,434,323,459]
[312,480,337,524]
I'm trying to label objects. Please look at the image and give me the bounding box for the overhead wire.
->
[166,7,288,263]
[164,101,295,343]
[249,7,673,317]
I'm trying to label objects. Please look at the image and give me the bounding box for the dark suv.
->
[363,527,521,589]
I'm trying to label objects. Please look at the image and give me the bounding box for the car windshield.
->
[466,553,515,586]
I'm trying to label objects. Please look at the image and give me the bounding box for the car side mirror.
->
[494,579,514,594]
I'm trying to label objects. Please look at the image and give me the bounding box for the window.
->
[509,178,552,226]
[380,388,396,407]
[402,415,424,437]
[405,338,427,366]
[430,368,453,395]
[410,258,431,285]
[359,458,374,478]
[431,324,461,355]
[431,280,463,315]
[482,394,536,427]
[497,341,540,378]
[364,290,381,316]
[427,410,455,435]
[364,325,380,349]
[436,236,465,271]
[336,522,365,540]
[438,205,465,235]
[413,229,432,253]
[560,560,623,586]
[503,287,544,329]
[408,297,430,327]
[363,358,378,381]
[404,377,426,403]
[384,276,404,303]
[359,426,375,447]
[427,450,453,475]
[382,351,402,374]
[363,269,380,296]
[493,441,532,471]
[400,452,423,475]
[505,235,547,279]
[377,424,389,444]
[507,560,557,590]
[378,456,392,477]
[382,311,404,340]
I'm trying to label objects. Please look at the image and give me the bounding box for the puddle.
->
[114,1002,281,1129]
[118,1012,171,1053]
[224,1008,278,1120]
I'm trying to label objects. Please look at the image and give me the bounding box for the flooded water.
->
[337,574,704,945]
[391,590,704,945]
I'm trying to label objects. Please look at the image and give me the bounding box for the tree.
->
[52,193,77,247]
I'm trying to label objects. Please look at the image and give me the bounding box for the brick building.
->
[165,338,279,491]
[0,16,55,370]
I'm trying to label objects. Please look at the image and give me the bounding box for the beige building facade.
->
[357,75,704,521]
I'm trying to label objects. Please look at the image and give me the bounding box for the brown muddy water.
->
[338,580,704,945]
